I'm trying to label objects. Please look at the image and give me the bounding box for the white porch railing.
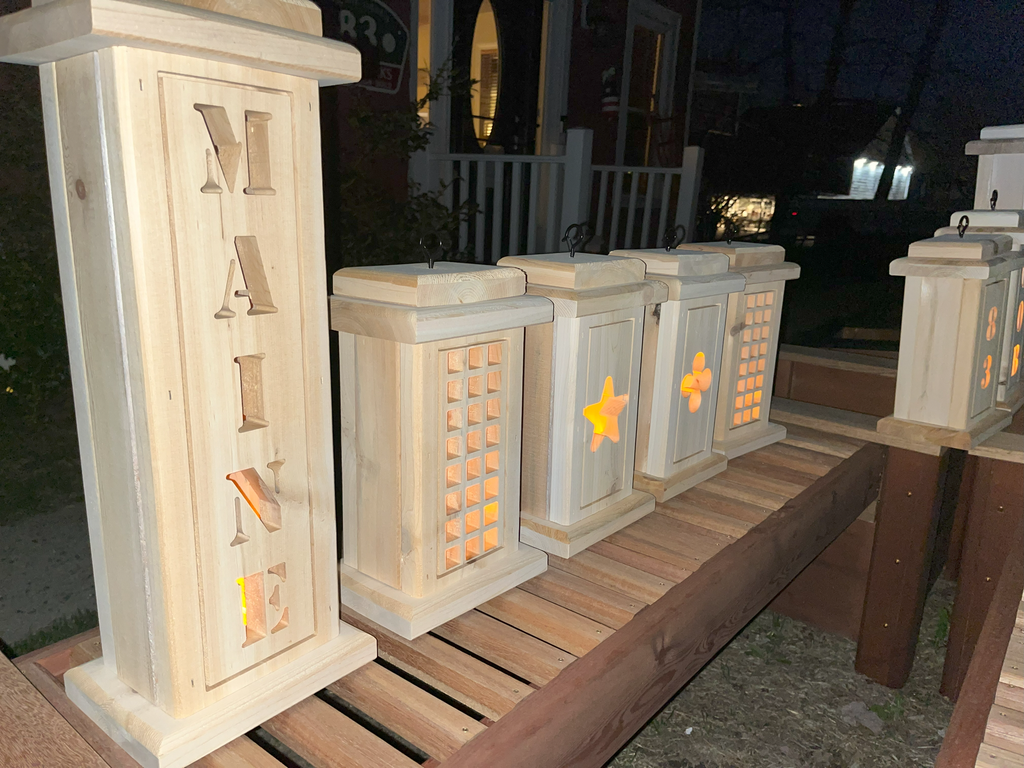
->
[427,129,703,262]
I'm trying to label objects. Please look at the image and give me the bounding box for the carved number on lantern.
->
[981,355,992,389]
[986,306,999,341]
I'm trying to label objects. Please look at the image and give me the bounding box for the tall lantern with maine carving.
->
[0,2,375,766]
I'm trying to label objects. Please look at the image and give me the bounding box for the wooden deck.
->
[10,423,883,768]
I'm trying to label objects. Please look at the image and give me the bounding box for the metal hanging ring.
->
[420,232,448,269]
[991,189,999,210]
[664,224,686,251]
[725,219,736,245]
[562,223,588,259]
[957,215,969,239]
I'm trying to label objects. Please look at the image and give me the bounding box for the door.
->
[617,0,680,166]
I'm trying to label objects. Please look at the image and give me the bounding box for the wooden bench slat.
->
[976,742,1024,768]
[342,610,529,721]
[606,516,725,572]
[585,540,693,583]
[697,474,791,510]
[781,423,864,458]
[328,661,485,761]
[753,441,843,475]
[995,681,1024,712]
[518,568,646,630]
[658,499,753,539]
[0,654,107,768]
[192,737,285,767]
[729,452,823,484]
[647,513,738,546]
[547,550,673,604]
[984,704,1024,755]
[264,696,418,768]
[433,610,576,686]
[478,588,610,657]
[673,487,772,525]
[720,465,813,498]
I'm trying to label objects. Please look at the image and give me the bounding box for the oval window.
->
[470,0,500,147]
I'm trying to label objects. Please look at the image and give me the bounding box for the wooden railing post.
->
[674,146,704,242]
[559,127,593,242]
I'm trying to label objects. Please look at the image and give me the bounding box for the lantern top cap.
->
[609,247,730,278]
[684,242,786,268]
[497,252,646,290]
[333,262,527,308]
[907,233,1014,261]
[0,0,360,85]
[947,210,1024,229]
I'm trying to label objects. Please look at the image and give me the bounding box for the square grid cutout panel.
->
[441,341,507,574]
[731,290,776,428]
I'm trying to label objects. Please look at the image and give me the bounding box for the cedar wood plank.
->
[442,442,885,768]
[935,515,1023,768]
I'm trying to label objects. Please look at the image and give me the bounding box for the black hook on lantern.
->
[420,232,450,269]
[663,224,687,251]
[563,223,589,258]
[957,215,969,239]
[991,190,999,210]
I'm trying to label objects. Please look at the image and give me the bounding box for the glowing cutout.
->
[483,528,499,552]
[465,510,480,533]
[227,468,281,532]
[986,306,998,341]
[237,571,266,647]
[484,502,499,526]
[445,492,461,515]
[680,352,713,413]
[1013,344,1020,377]
[583,376,629,452]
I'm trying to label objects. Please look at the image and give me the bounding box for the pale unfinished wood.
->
[334,263,551,638]
[334,262,527,307]
[0,0,360,84]
[907,234,1014,261]
[432,610,576,685]
[498,252,659,555]
[328,662,486,761]
[684,241,787,267]
[500,252,646,290]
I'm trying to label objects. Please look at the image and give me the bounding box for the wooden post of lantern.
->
[0,3,376,766]
[496,253,667,557]
[330,262,552,639]
[967,124,1024,211]
[877,233,1024,449]
[933,211,1024,413]
[683,243,800,459]
[610,246,746,501]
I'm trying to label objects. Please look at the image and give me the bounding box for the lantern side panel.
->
[968,278,1008,419]
[673,303,723,465]
[997,268,1024,405]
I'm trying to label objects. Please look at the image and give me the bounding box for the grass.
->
[1,608,98,660]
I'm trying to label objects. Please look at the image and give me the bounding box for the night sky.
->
[697,0,1023,156]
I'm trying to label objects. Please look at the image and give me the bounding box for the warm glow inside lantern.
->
[878,233,1024,446]
[610,247,746,501]
[331,262,551,638]
[934,211,1024,411]
[683,243,800,459]
[0,1,376,765]
[496,253,666,557]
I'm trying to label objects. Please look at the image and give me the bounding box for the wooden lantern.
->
[0,2,376,765]
[683,243,800,459]
[495,253,666,557]
[934,211,1024,412]
[610,247,746,501]
[330,262,551,639]
[967,125,1024,210]
[877,233,1024,448]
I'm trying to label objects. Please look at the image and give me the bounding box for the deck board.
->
[11,425,884,768]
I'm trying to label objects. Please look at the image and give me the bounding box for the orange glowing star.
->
[680,352,713,413]
[583,376,629,452]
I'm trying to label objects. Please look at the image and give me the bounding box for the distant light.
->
[869,161,879,169]
[854,157,867,167]
[903,166,913,174]
[791,211,797,216]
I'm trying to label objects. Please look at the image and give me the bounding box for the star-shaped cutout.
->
[680,352,713,413]
[583,376,629,452]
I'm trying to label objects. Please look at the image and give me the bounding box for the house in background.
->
[317,0,705,260]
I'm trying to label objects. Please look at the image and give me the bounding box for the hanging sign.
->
[338,0,409,94]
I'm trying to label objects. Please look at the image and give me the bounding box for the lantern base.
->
[341,545,547,640]
[520,489,656,558]
[996,385,1023,415]
[712,421,787,460]
[877,408,1016,452]
[64,623,376,768]
[634,452,729,503]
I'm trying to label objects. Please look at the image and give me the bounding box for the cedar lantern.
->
[496,252,667,557]
[331,262,551,639]
[0,1,376,765]
[610,246,745,501]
